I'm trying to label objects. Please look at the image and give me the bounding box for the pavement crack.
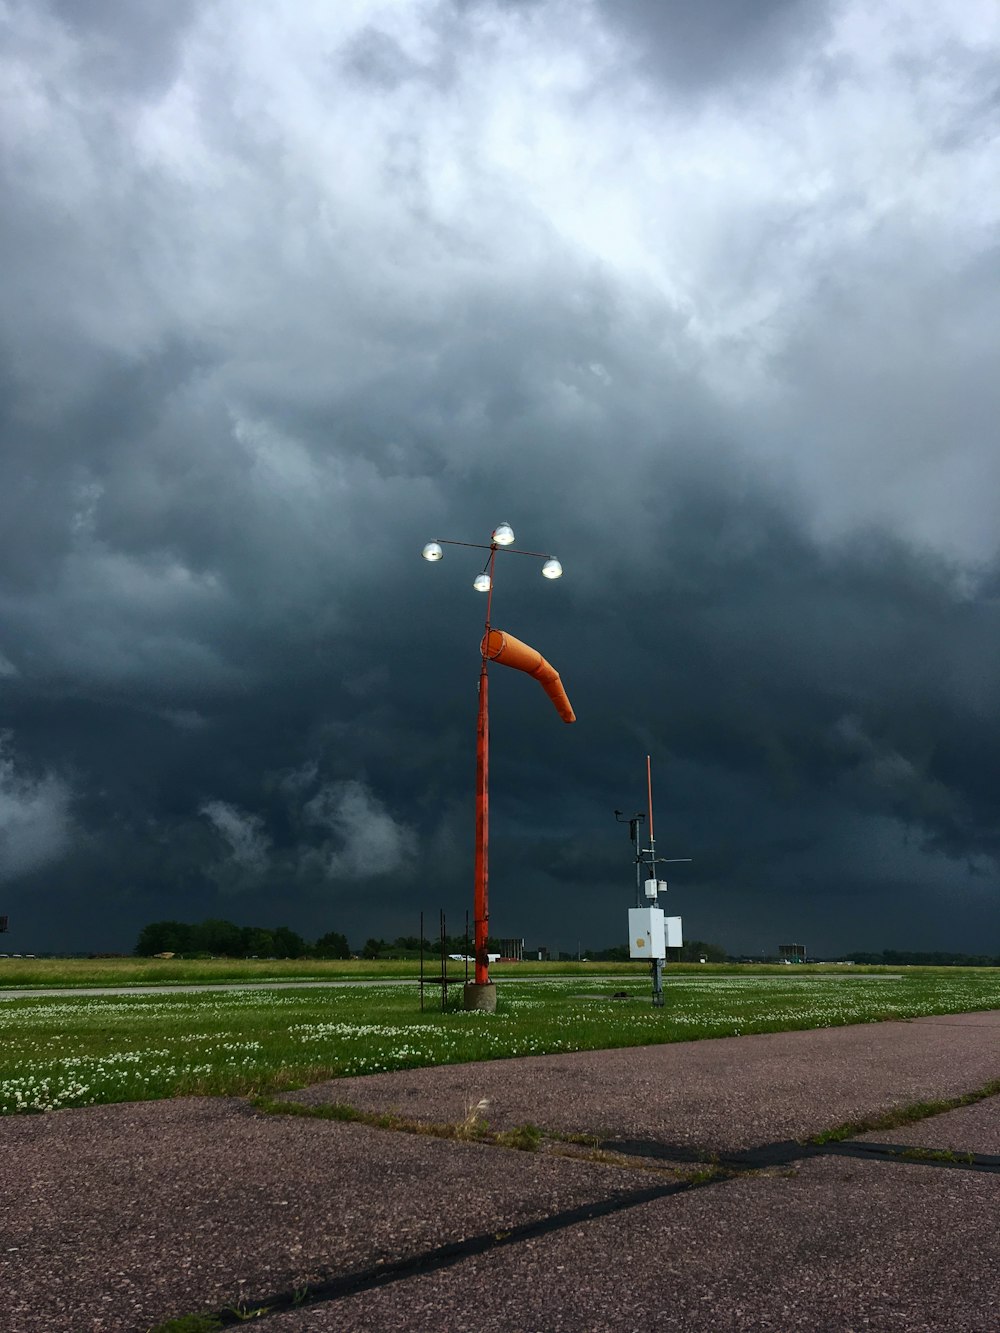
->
[807,1075,1000,1145]
[154,1081,1000,1329]
[149,1174,717,1329]
[820,1140,1000,1173]
[599,1133,1000,1175]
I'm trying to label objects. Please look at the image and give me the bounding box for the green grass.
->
[0,956,906,989]
[1,968,999,1117]
[0,956,477,988]
[254,1094,543,1151]
[149,1316,224,1333]
[809,1075,1000,1143]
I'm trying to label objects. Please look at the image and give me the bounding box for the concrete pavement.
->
[3,1010,998,1331]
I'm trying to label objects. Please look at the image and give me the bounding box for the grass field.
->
[0,955,952,988]
[2,964,1000,1116]
[0,957,654,987]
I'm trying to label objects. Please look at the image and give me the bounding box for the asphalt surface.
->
[0,976,635,1000]
[0,980,424,1000]
[0,973,902,1002]
[4,1010,999,1332]
[285,1010,1000,1152]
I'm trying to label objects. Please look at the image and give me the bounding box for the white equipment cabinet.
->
[627,908,684,959]
[628,907,665,959]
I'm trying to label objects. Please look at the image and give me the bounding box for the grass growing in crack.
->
[254,1095,545,1152]
[148,1316,224,1333]
[150,1304,273,1332]
[496,1122,543,1151]
[1,969,999,1116]
[810,1076,1000,1144]
[255,1098,731,1183]
[896,1146,976,1164]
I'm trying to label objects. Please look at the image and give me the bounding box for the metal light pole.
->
[423,523,573,1012]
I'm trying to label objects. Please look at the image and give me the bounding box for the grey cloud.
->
[0,0,997,956]
[303,780,418,881]
[0,736,74,878]
[592,0,831,90]
[341,24,455,91]
[45,0,200,96]
[200,799,271,879]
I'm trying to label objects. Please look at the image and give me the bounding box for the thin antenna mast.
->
[616,758,691,1008]
[646,754,654,844]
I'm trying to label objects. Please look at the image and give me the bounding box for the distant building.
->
[778,942,806,964]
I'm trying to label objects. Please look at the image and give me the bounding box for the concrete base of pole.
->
[463,982,497,1013]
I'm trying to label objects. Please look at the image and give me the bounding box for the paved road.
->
[0,976,627,1000]
[0,972,902,1001]
[4,1009,998,1331]
[0,978,426,999]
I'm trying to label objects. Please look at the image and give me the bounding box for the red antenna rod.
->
[646,754,654,843]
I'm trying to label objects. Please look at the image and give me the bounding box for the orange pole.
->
[473,661,489,985]
[647,754,654,842]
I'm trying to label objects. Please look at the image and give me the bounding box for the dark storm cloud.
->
[46,0,200,95]
[457,0,826,80]
[0,0,997,956]
[592,0,830,91]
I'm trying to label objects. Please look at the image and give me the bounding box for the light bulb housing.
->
[492,522,515,546]
[473,573,492,592]
[422,542,443,561]
[541,557,563,579]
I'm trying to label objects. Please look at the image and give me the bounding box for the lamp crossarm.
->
[429,538,552,558]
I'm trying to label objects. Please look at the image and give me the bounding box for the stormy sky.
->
[1,0,998,958]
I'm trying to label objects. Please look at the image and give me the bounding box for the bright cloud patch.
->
[304,780,418,880]
[200,800,270,876]
[0,737,73,878]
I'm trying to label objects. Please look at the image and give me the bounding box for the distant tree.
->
[393,935,425,952]
[362,937,387,959]
[846,949,1000,967]
[589,945,630,962]
[271,925,307,958]
[191,918,244,956]
[134,921,193,956]
[134,916,311,959]
[241,927,275,957]
[314,931,351,959]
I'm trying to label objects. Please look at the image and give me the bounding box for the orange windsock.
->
[481,629,576,723]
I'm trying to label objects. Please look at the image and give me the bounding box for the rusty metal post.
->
[473,661,489,985]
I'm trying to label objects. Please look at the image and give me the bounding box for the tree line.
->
[135,919,731,963]
[845,950,1000,967]
[135,922,486,960]
[135,919,349,959]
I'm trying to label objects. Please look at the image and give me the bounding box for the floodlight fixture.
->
[492,521,515,546]
[473,572,492,592]
[541,557,563,579]
[422,542,443,561]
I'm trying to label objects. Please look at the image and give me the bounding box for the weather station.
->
[616,756,691,1006]
[422,521,575,1013]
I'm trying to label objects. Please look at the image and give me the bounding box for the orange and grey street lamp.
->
[422,522,575,1011]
